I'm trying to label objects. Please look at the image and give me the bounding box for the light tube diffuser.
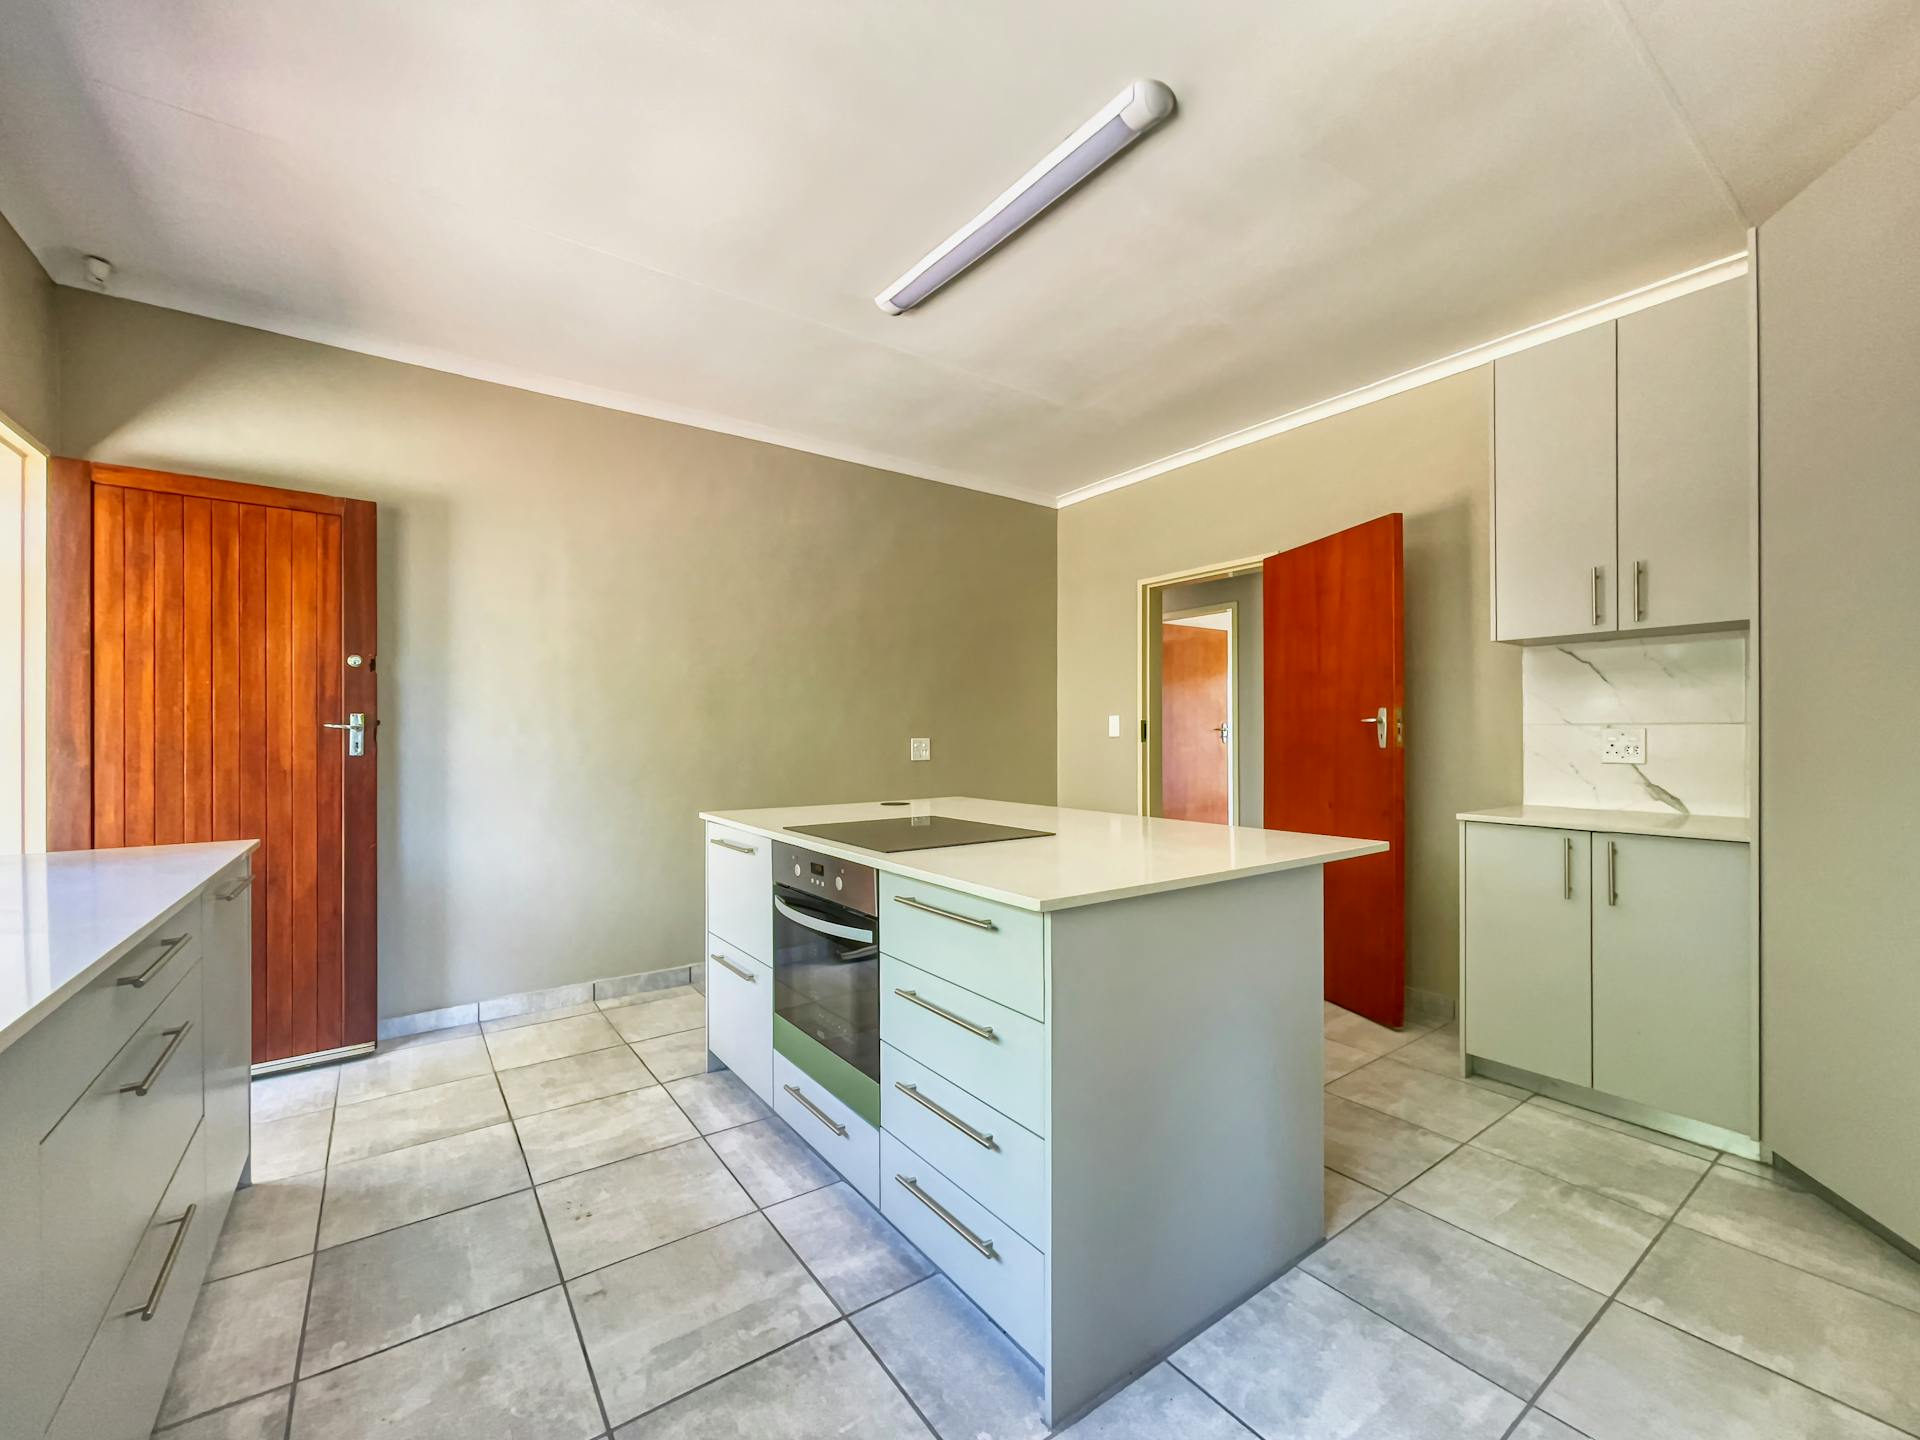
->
[876,79,1176,314]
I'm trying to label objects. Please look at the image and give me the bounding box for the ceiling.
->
[1,2,1916,506]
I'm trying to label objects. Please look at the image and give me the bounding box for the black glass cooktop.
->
[786,815,1053,854]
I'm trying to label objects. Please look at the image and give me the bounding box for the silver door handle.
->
[1360,707,1387,748]
[1607,841,1619,907]
[893,988,996,1041]
[1591,565,1605,626]
[218,875,253,902]
[783,1083,847,1137]
[709,953,756,983]
[1564,837,1574,900]
[894,896,997,932]
[117,933,192,988]
[1633,560,1647,623]
[708,836,757,855]
[323,712,367,756]
[1212,723,1230,743]
[895,1174,997,1259]
[121,1023,192,1097]
[895,1081,997,1150]
[124,1205,196,1322]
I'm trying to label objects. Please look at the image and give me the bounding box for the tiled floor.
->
[156,995,1920,1439]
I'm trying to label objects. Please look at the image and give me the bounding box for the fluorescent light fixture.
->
[876,79,1176,314]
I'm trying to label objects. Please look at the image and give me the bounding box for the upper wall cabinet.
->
[1493,279,1752,643]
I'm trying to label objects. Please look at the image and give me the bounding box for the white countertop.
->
[700,797,1386,912]
[1458,805,1750,843]
[0,841,258,1057]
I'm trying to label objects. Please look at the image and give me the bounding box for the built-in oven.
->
[771,841,881,1124]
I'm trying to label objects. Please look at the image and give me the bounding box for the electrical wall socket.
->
[909,737,931,762]
[1601,727,1647,764]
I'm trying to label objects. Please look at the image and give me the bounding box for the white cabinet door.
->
[1592,835,1753,1133]
[201,861,253,1193]
[703,938,771,1103]
[1463,824,1592,1086]
[1617,280,1751,631]
[704,822,771,962]
[1494,323,1618,641]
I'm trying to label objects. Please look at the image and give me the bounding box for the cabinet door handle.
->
[709,836,757,855]
[893,988,996,1041]
[121,1022,193,1097]
[709,952,756,983]
[783,1083,847,1137]
[117,933,192,988]
[1633,559,1647,623]
[895,1081,997,1150]
[1564,838,1574,900]
[124,1205,196,1322]
[217,875,253,902]
[895,1174,997,1259]
[894,895,998,932]
[1607,841,1619,907]
[1591,565,1605,626]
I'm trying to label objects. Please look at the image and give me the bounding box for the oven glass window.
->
[772,886,880,1082]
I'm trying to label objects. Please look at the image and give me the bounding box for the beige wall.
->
[1758,96,1920,1243]
[0,213,57,446]
[56,291,1057,1018]
[1057,371,1520,1004]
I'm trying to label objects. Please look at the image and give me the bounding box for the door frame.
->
[1157,601,1239,825]
[45,460,380,1057]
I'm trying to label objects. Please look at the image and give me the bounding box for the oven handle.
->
[773,895,876,945]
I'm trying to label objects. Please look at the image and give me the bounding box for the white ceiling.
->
[1,1,1916,506]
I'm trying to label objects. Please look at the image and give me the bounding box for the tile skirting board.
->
[378,965,694,1042]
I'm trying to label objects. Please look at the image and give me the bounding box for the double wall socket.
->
[909,737,931,762]
[1601,727,1647,764]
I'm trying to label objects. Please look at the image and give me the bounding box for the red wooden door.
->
[1160,622,1230,823]
[51,462,378,1065]
[1263,514,1406,1027]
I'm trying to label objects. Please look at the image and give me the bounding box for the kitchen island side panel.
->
[1043,865,1325,1424]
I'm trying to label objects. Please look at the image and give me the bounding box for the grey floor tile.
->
[1401,1147,1662,1293]
[318,1122,530,1248]
[481,1000,601,1033]
[854,1276,1049,1440]
[497,1045,658,1119]
[153,1387,291,1439]
[1715,1152,1796,1184]
[327,1073,507,1165]
[599,981,700,1011]
[1172,1269,1523,1440]
[301,1192,558,1376]
[572,1212,838,1424]
[1472,1103,1708,1218]
[515,1085,699,1184]
[288,1288,601,1440]
[1674,1165,1920,1314]
[606,990,708,1043]
[634,1028,708,1082]
[485,1011,625,1071]
[610,1322,931,1438]
[157,1256,310,1427]
[664,1070,772,1133]
[1328,1057,1523,1142]
[335,1033,493,1106]
[537,1136,754,1278]
[209,1170,324,1279]
[375,1020,481,1053]
[765,1182,934,1312]
[1324,1039,1374,1084]
[708,1118,837,1205]
[479,983,598,1023]
[1619,1225,1920,1432]
[1324,1169,1386,1237]
[1324,1005,1429,1057]
[250,1067,338,1124]
[250,1108,333,1183]
[1323,1093,1458,1193]
[1302,1200,1605,1395]
[1390,1024,1464,1080]
[1541,1304,1906,1440]
[1529,1096,1715,1160]
[1056,1364,1249,1438]
[1510,1412,1588,1440]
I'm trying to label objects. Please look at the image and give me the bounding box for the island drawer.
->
[772,1051,879,1207]
[705,822,772,963]
[878,874,1043,1020]
[881,1130,1045,1360]
[705,937,772,1104]
[882,1043,1047,1250]
[881,956,1046,1137]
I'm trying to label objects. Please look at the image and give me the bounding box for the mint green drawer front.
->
[880,956,1046,1137]
[878,875,1044,1020]
[882,1043,1047,1251]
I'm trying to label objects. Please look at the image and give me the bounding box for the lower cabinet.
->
[703,936,772,1103]
[772,1051,879,1206]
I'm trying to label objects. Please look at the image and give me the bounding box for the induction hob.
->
[785,815,1053,854]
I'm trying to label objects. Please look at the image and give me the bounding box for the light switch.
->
[1601,727,1647,765]
[1107,714,1121,738]
[909,737,931,762]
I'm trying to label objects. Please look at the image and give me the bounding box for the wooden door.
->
[48,462,377,1065]
[1160,622,1230,823]
[1264,514,1406,1026]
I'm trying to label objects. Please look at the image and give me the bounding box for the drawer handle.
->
[121,1022,193,1097]
[783,1083,847,1137]
[1607,841,1619,907]
[709,836,758,856]
[217,875,254,901]
[1563,837,1574,900]
[125,1204,196,1322]
[894,988,996,1041]
[710,952,757,983]
[895,1174,997,1260]
[896,1081,996,1151]
[894,896,997,932]
[117,933,192,988]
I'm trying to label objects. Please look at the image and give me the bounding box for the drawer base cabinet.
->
[0,845,255,1440]
[1461,821,1755,1138]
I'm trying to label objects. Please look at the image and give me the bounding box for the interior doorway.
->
[1141,562,1265,826]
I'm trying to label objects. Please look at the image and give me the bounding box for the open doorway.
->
[1141,563,1265,826]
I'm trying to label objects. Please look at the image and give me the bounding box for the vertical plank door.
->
[1263,513,1406,1028]
[1159,622,1230,823]
[51,462,377,1066]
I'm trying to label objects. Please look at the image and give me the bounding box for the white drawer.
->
[882,1043,1047,1251]
[881,956,1047,1137]
[879,873,1044,1019]
[881,1131,1046,1361]
[705,822,772,962]
[705,938,772,1104]
[772,1051,879,1207]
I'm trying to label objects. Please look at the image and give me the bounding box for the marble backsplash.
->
[1521,634,1748,817]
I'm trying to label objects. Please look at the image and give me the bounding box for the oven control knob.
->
[792,863,802,877]
[834,875,844,891]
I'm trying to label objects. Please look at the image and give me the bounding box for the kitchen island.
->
[697,797,1384,1426]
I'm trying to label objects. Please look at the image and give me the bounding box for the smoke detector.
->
[83,255,113,289]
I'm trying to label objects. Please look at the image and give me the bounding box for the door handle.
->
[322,712,368,757]
[1633,560,1647,623]
[1359,707,1387,749]
[1591,565,1606,626]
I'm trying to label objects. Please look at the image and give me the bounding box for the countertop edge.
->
[1456,808,1751,844]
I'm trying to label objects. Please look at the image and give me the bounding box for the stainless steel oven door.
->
[771,885,881,1086]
